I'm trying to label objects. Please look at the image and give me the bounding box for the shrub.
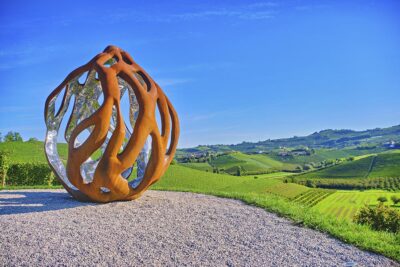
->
[354,203,400,233]
[305,180,316,188]
[294,166,303,173]
[236,166,242,176]
[5,162,58,186]
[391,195,400,205]
[303,164,312,171]
[377,196,388,203]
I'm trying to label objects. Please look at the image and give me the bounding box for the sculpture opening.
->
[44,45,179,202]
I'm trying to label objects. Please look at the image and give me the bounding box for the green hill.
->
[180,162,214,172]
[208,152,298,175]
[269,147,386,165]
[180,124,400,154]
[297,152,400,179]
[369,151,400,178]
[153,165,302,196]
[0,141,68,163]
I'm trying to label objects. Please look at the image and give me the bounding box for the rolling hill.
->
[183,152,299,175]
[268,147,386,165]
[296,152,400,179]
[179,124,400,154]
[0,141,68,163]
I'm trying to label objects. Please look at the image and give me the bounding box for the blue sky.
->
[0,0,399,148]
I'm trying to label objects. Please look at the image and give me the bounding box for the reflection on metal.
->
[44,46,179,202]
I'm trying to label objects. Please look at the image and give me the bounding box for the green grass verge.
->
[0,185,63,190]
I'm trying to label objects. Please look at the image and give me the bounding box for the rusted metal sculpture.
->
[44,45,179,202]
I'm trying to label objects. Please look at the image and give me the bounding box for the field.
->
[297,152,400,179]
[208,152,298,175]
[265,183,310,198]
[269,147,385,165]
[180,162,213,172]
[291,151,400,190]
[314,190,400,220]
[0,141,68,163]
[298,155,374,178]
[155,165,290,195]
[370,152,400,177]
[292,189,336,207]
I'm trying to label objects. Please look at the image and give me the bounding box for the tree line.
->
[0,131,38,142]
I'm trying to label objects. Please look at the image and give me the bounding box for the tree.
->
[303,164,312,171]
[0,132,2,142]
[306,180,316,188]
[14,132,22,141]
[236,166,242,176]
[391,195,400,205]
[295,165,303,173]
[354,203,400,233]
[377,196,388,203]
[0,151,10,187]
[28,137,38,142]
[3,132,13,142]
[4,131,23,142]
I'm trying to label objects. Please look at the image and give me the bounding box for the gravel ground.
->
[0,189,398,267]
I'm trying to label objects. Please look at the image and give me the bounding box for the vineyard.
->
[314,190,400,220]
[265,182,310,199]
[292,189,336,207]
[184,151,300,175]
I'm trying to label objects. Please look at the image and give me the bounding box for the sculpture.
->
[44,46,179,202]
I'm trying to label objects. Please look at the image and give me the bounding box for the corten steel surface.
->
[44,45,179,202]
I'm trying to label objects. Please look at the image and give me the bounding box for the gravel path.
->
[0,189,397,266]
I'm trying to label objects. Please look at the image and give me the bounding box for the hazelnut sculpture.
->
[44,46,179,202]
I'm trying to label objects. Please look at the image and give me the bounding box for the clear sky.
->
[0,0,399,148]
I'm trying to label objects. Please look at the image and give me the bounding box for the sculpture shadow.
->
[0,190,95,215]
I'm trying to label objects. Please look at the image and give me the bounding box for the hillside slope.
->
[0,141,67,163]
[180,125,400,153]
[296,152,400,179]
[209,152,298,175]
